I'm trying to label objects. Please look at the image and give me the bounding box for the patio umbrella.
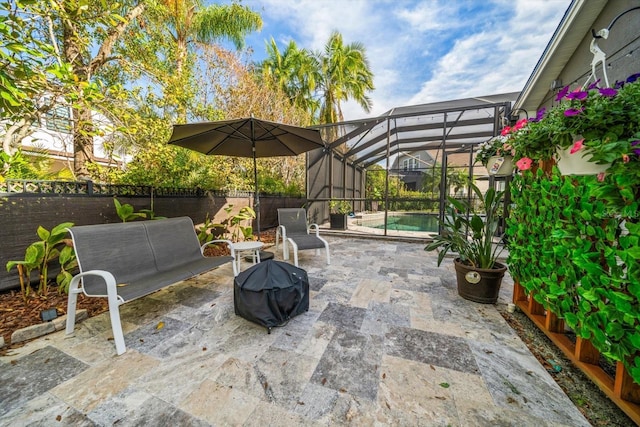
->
[167,117,325,238]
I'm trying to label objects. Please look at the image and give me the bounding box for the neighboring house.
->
[17,103,126,175]
[513,0,640,118]
[390,150,435,190]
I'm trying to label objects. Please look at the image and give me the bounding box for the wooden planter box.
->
[512,281,640,423]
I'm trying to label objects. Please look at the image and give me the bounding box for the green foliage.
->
[329,200,352,214]
[197,205,256,244]
[56,245,77,294]
[425,182,505,269]
[113,198,146,222]
[511,76,640,166]
[6,222,74,296]
[506,166,640,384]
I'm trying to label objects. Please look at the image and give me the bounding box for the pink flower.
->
[516,157,533,170]
[597,172,606,182]
[512,119,528,131]
[622,154,630,163]
[500,126,511,136]
[570,139,584,154]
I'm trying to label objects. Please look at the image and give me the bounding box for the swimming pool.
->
[356,213,439,232]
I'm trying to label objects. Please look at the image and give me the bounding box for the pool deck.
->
[0,236,589,426]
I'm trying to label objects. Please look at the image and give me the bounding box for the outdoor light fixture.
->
[584,6,640,88]
[40,308,58,322]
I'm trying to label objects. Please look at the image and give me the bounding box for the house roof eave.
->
[514,0,608,113]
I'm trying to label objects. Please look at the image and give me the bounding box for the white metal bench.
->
[65,216,236,355]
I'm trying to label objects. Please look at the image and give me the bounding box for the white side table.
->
[231,241,264,273]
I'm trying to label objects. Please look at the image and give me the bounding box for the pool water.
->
[366,213,439,232]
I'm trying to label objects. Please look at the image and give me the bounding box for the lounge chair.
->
[276,208,330,267]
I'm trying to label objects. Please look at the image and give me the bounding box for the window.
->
[45,105,72,134]
[402,155,419,171]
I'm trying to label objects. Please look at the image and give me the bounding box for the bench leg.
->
[105,285,126,355]
[65,276,82,335]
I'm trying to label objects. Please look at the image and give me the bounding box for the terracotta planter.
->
[453,258,507,304]
[555,146,610,176]
[486,155,514,177]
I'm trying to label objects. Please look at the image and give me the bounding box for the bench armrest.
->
[66,269,127,355]
[201,239,234,255]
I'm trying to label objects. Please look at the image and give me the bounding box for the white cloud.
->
[242,0,571,120]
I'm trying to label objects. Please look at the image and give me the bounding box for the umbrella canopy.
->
[167,117,325,238]
[167,117,324,158]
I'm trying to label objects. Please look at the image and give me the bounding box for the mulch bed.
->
[0,229,277,351]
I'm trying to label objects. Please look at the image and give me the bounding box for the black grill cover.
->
[233,260,309,331]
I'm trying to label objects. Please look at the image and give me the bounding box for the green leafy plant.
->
[425,181,505,269]
[196,205,256,243]
[114,198,146,222]
[113,198,165,222]
[511,73,640,172]
[329,200,352,214]
[507,166,640,384]
[6,222,74,296]
[56,245,77,294]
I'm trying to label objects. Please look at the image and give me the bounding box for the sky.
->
[236,0,572,121]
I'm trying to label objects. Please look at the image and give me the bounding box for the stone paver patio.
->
[0,237,589,426]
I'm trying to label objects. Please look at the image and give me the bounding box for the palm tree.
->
[317,31,374,125]
[260,38,319,122]
[157,1,262,122]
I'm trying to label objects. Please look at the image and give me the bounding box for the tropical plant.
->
[329,200,352,214]
[114,198,146,222]
[6,222,74,296]
[425,182,505,269]
[198,205,256,243]
[317,31,374,125]
[259,38,320,119]
[56,245,77,294]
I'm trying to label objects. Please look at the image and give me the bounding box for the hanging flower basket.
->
[555,146,610,176]
[486,155,514,177]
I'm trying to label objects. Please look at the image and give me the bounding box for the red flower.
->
[570,139,584,154]
[500,126,511,136]
[516,157,533,170]
[512,118,528,131]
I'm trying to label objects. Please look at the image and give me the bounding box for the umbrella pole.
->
[251,118,261,241]
[254,151,261,241]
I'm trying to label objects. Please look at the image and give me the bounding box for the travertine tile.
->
[50,350,160,412]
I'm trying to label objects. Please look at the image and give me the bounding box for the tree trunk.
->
[72,106,94,180]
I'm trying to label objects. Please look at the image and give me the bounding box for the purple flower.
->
[529,107,546,123]
[599,87,617,97]
[632,140,640,156]
[564,108,584,117]
[587,79,601,90]
[614,80,625,89]
[566,90,588,100]
[626,73,640,83]
[555,85,570,101]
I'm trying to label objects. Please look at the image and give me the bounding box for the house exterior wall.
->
[536,2,640,111]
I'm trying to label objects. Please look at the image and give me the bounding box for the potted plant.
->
[475,121,522,176]
[512,72,640,177]
[425,181,507,304]
[329,200,351,230]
